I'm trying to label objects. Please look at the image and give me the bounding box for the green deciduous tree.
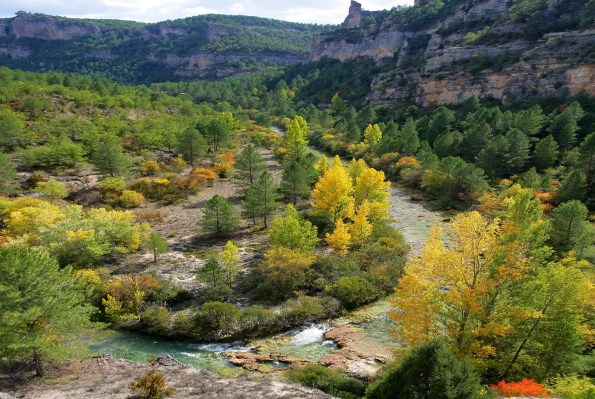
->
[0,247,95,376]
[269,205,319,252]
[201,194,239,237]
[35,179,68,203]
[284,115,309,159]
[363,123,383,147]
[220,241,240,288]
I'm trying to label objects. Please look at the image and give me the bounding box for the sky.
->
[0,0,413,25]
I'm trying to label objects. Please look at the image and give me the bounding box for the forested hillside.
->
[0,12,329,83]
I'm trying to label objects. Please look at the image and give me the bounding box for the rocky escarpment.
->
[1,355,335,399]
[0,12,101,40]
[312,0,595,106]
[0,12,322,82]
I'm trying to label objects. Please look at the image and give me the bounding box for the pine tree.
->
[557,170,587,203]
[143,232,168,263]
[366,340,482,399]
[243,171,280,228]
[234,144,265,188]
[92,137,131,177]
[202,194,239,237]
[533,135,559,170]
[176,128,207,164]
[197,256,225,288]
[550,200,588,251]
[281,155,316,204]
[0,247,95,376]
[0,151,18,194]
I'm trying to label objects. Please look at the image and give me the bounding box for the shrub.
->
[129,369,174,399]
[140,160,161,176]
[21,140,84,169]
[492,379,549,398]
[99,177,126,196]
[192,301,242,339]
[325,276,382,310]
[117,190,145,208]
[288,364,366,399]
[366,340,482,399]
[547,375,595,399]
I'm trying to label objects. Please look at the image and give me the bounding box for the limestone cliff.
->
[0,12,101,40]
[0,13,324,83]
[311,0,595,106]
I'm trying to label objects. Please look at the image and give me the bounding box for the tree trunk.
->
[33,352,44,377]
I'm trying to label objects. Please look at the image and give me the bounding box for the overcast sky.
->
[0,0,413,24]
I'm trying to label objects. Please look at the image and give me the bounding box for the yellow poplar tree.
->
[363,124,382,147]
[311,156,354,224]
[315,154,329,175]
[326,219,351,255]
[284,115,309,159]
[350,200,373,248]
[354,167,390,221]
[347,158,368,182]
[220,240,240,288]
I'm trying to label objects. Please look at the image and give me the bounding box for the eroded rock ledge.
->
[3,355,335,399]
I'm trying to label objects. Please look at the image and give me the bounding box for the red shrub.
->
[492,379,549,397]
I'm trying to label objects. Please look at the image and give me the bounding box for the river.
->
[90,133,447,374]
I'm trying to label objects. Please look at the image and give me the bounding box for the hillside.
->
[0,12,329,84]
[310,0,595,106]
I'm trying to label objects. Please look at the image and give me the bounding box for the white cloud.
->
[0,0,414,24]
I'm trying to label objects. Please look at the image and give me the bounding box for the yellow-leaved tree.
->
[350,200,372,248]
[326,219,351,255]
[311,156,354,225]
[391,201,590,380]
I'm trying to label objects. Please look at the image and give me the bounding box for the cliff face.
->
[0,13,320,82]
[0,13,101,40]
[311,0,595,106]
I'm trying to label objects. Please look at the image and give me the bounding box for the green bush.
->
[288,364,366,399]
[325,277,382,310]
[191,301,242,339]
[21,140,84,169]
[366,340,482,399]
[547,374,595,399]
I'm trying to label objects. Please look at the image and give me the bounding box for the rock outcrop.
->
[318,324,391,379]
[3,355,336,399]
[311,0,595,106]
[1,12,101,40]
[343,1,363,28]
